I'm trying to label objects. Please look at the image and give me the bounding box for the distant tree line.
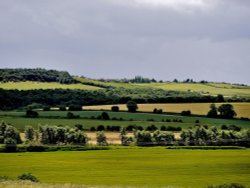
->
[0,68,75,83]
[1,88,245,110]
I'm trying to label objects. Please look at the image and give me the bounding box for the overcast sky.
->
[0,0,249,84]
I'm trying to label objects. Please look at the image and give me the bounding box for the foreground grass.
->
[84,103,250,119]
[0,148,249,188]
[0,82,102,90]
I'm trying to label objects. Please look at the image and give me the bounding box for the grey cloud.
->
[0,0,249,84]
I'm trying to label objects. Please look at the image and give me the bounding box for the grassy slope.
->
[0,148,249,187]
[84,103,250,119]
[0,82,101,90]
[0,111,249,131]
[75,77,250,97]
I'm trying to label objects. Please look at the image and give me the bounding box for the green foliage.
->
[120,127,133,146]
[111,106,119,112]
[127,100,138,112]
[25,126,35,141]
[0,68,75,84]
[218,104,237,119]
[25,110,39,118]
[181,110,191,116]
[96,132,108,146]
[0,122,22,144]
[134,130,154,146]
[17,173,39,182]
[207,103,218,118]
[153,130,175,146]
[208,183,246,188]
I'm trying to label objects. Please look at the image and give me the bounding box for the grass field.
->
[137,83,250,97]
[1,111,250,131]
[0,82,102,90]
[84,103,250,119]
[0,148,249,187]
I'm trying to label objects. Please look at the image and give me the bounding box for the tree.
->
[216,94,225,102]
[101,112,110,120]
[181,110,191,116]
[218,104,237,119]
[96,132,108,146]
[120,127,133,146]
[111,106,119,112]
[26,110,39,118]
[126,101,138,113]
[25,126,35,141]
[207,103,218,118]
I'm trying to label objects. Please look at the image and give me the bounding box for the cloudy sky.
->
[0,0,249,84]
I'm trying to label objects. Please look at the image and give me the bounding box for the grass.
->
[0,111,250,131]
[84,103,250,119]
[0,82,102,90]
[138,83,250,97]
[0,148,249,187]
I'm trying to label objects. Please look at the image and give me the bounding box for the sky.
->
[0,0,250,84]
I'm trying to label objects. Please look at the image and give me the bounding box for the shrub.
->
[18,173,39,182]
[67,112,80,119]
[181,110,191,116]
[68,105,82,111]
[208,183,246,188]
[96,132,108,146]
[97,125,105,131]
[134,130,154,146]
[111,106,119,112]
[25,110,39,118]
[126,101,138,112]
[101,112,110,120]
[25,126,35,141]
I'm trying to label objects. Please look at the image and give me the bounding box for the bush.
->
[25,126,35,141]
[181,110,191,116]
[97,125,105,131]
[111,106,119,112]
[208,183,246,188]
[18,173,39,182]
[96,132,108,146]
[25,110,39,118]
[68,105,82,111]
[101,112,110,120]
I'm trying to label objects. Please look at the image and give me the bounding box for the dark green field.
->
[0,147,249,188]
[0,111,250,131]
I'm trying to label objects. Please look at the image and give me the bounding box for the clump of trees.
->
[96,132,108,146]
[0,68,75,84]
[39,125,88,145]
[127,101,138,112]
[181,110,191,116]
[133,130,175,146]
[207,104,237,119]
[0,122,22,145]
[153,108,163,114]
[25,110,39,118]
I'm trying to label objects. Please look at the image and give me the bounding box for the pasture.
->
[84,103,250,119]
[0,111,250,131]
[0,81,101,90]
[0,148,249,187]
[137,83,250,97]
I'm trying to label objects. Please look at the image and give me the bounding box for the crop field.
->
[0,81,102,90]
[137,83,250,97]
[1,111,250,131]
[0,148,249,187]
[84,103,250,119]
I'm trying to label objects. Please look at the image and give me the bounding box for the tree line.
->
[0,68,75,83]
[1,87,241,110]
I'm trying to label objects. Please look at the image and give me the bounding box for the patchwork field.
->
[0,81,101,90]
[84,103,250,119]
[0,148,249,188]
[1,111,250,131]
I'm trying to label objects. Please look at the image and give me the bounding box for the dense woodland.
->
[0,88,227,110]
[0,68,75,83]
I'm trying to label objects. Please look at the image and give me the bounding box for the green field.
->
[0,81,102,90]
[1,79,250,97]
[1,111,250,131]
[84,103,250,119]
[0,148,249,187]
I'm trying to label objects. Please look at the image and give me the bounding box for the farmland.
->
[0,148,249,188]
[1,110,250,131]
[84,102,250,119]
[0,81,102,90]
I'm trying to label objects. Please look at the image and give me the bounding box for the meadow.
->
[0,81,101,90]
[0,148,249,188]
[1,110,250,131]
[84,103,250,119]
